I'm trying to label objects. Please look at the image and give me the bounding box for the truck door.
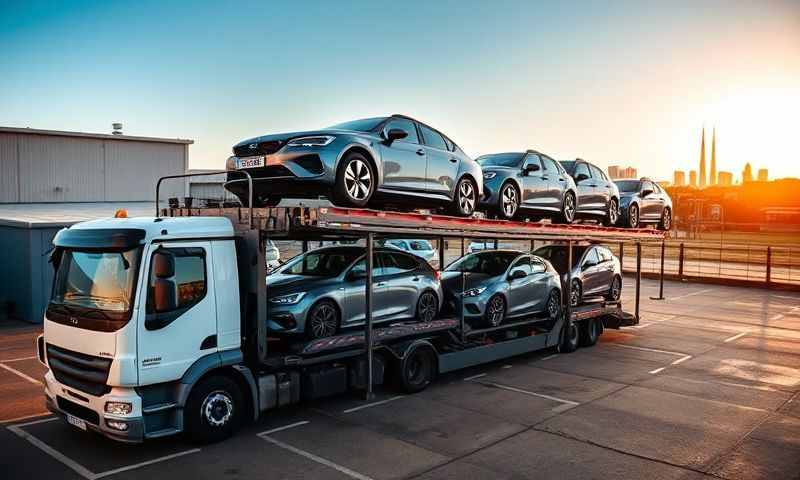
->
[137,242,218,385]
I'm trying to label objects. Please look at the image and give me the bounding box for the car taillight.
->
[434,270,441,281]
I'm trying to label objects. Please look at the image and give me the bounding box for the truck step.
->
[142,402,178,414]
[145,427,182,439]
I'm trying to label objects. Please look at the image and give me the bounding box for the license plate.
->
[237,155,265,169]
[66,414,87,431]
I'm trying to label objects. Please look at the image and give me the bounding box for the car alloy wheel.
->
[547,290,561,320]
[570,279,581,307]
[563,193,575,223]
[457,179,476,216]
[661,208,672,230]
[201,391,234,428]
[486,295,505,327]
[417,291,438,322]
[344,158,372,201]
[628,204,639,228]
[609,276,621,301]
[309,302,337,339]
[500,184,518,219]
[607,198,619,225]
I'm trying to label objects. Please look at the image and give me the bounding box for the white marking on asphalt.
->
[669,288,713,301]
[502,365,513,369]
[614,344,688,357]
[670,355,693,366]
[92,449,201,479]
[649,367,666,374]
[342,396,404,414]
[0,362,41,385]
[770,314,784,321]
[8,416,58,428]
[463,373,487,381]
[540,354,559,361]
[1,355,38,363]
[259,435,374,480]
[474,380,580,410]
[0,412,52,425]
[258,421,311,436]
[774,294,800,300]
[630,323,653,329]
[724,332,748,343]
[8,423,96,479]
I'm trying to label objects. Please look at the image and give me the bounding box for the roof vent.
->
[112,123,123,135]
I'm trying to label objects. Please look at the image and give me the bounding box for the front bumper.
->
[479,179,501,209]
[44,370,145,443]
[446,293,487,322]
[225,147,339,198]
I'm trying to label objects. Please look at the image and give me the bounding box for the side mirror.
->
[153,251,175,278]
[523,163,540,175]
[575,173,589,182]
[384,128,408,145]
[509,269,527,280]
[153,278,177,313]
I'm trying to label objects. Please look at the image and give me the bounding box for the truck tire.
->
[580,318,600,347]
[399,345,436,393]
[558,320,580,353]
[184,375,243,443]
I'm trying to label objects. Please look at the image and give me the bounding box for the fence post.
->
[678,243,684,278]
[766,246,772,287]
[650,241,666,300]
[619,242,624,269]
[635,242,642,323]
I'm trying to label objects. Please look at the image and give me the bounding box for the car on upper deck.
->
[224,115,482,217]
[614,177,673,230]
[559,159,620,226]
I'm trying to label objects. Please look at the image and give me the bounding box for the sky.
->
[1,0,799,182]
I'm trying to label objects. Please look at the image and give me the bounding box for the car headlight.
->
[269,292,306,305]
[105,401,132,416]
[483,172,497,180]
[225,156,237,170]
[286,136,335,147]
[463,287,487,297]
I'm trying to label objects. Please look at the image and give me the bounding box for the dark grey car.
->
[266,246,442,339]
[559,159,620,226]
[615,178,673,230]
[225,115,483,216]
[533,245,622,307]
[441,250,562,327]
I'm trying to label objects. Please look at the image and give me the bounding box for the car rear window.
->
[419,125,448,150]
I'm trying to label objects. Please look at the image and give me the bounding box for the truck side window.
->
[147,247,207,314]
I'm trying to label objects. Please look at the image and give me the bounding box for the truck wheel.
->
[184,375,242,443]
[558,320,580,353]
[580,318,600,347]
[399,345,436,393]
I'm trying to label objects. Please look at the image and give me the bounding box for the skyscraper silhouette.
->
[710,127,716,186]
[699,127,706,187]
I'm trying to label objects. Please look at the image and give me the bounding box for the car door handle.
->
[416,149,425,156]
[449,157,458,163]
[589,184,597,187]
[558,177,565,182]
[411,276,420,281]
[377,282,386,287]
[542,176,549,180]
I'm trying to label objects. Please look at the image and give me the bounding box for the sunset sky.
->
[1,0,798,181]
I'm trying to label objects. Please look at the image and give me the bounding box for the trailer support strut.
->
[365,232,375,400]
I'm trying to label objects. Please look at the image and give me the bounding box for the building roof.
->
[0,202,160,228]
[0,126,193,145]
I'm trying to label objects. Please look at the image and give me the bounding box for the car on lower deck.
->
[224,115,482,216]
[614,178,673,230]
[383,239,439,266]
[533,244,622,307]
[266,245,442,339]
[440,250,562,328]
[477,151,578,222]
[559,159,620,226]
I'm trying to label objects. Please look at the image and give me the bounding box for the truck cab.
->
[40,216,247,442]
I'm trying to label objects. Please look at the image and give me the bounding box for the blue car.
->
[225,115,483,216]
[441,250,562,328]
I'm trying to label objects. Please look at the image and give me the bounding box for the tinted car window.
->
[589,165,607,181]
[284,249,361,277]
[509,256,532,275]
[522,154,542,170]
[380,252,418,275]
[531,258,546,273]
[540,155,561,173]
[409,240,432,251]
[583,249,600,266]
[574,162,591,180]
[419,125,448,150]
[597,247,613,262]
[477,153,524,168]
[642,180,655,193]
[349,258,383,277]
[384,118,419,144]
[615,180,641,192]
[445,251,518,276]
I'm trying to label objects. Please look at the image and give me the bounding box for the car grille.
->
[233,140,284,157]
[47,344,112,397]
[57,396,100,425]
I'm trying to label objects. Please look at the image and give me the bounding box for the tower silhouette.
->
[710,127,716,186]
[699,127,706,188]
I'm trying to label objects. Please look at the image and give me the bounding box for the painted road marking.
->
[258,421,311,436]
[342,396,404,414]
[10,416,58,428]
[724,332,748,343]
[92,449,201,479]
[0,362,41,385]
[770,314,784,321]
[1,355,39,363]
[670,355,693,366]
[540,354,559,361]
[649,367,666,374]
[669,288,713,301]
[1,413,53,425]
[472,380,580,412]
[614,344,689,357]
[501,365,513,369]
[462,373,487,381]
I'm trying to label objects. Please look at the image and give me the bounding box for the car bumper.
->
[44,370,146,443]
[267,301,313,335]
[225,147,339,198]
[446,294,487,321]
[479,180,501,208]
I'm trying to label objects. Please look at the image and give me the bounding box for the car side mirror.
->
[509,269,527,280]
[575,173,589,182]
[523,163,539,175]
[384,128,408,145]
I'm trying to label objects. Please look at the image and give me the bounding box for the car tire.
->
[555,192,576,224]
[580,318,600,347]
[546,289,561,321]
[603,198,619,226]
[626,203,640,228]
[485,294,506,327]
[399,345,436,393]
[184,375,242,444]
[570,279,582,307]
[658,207,672,231]
[451,177,477,217]
[558,320,580,353]
[416,290,438,323]
[497,183,519,220]
[606,275,622,301]
[306,300,339,340]
[333,152,375,208]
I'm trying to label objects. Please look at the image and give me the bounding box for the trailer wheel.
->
[558,320,580,353]
[184,375,242,443]
[580,318,600,347]
[399,345,436,393]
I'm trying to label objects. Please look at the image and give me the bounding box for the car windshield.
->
[615,180,641,192]
[279,249,361,277]
[328,117,386,132]
[409,240,432,251]
[534,246,588,271]
[445,251,519,276]
[51,248,141,313]
[476,153,523,168]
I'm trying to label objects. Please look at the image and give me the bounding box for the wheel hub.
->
[502,186,517,217]
[459,181,475,214]
[202,392,233,427]
[344,159,371,201]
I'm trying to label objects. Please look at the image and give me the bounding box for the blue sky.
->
[2,0,798,181]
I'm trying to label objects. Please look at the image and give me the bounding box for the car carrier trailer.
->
[37,172,665,443]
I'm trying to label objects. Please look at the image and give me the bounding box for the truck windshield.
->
[49,248,142,329]
[445,251,518,276]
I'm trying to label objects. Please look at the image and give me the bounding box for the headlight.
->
[225,156,237,170]
[463,287,487,297]
[483,172,497,180]
[105,401,132,415]
[286,136,335,147]
[269,292,306,305]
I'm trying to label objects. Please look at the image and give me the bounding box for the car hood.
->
[235,129,368,147]
[481,166,517,176]
[266,273,337,296]
[440,271,498,294]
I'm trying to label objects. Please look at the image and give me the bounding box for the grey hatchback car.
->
[266,246,443,339]
[533,245,622,307]
[441,250,562,328]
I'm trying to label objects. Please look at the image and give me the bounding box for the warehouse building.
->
[0,126,193,323]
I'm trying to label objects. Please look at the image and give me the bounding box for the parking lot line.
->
[342,396,404,414]
[723,332,748,343]
[259,434,374,480]
[670,355,693,365]
[0,362,42,385]
[257,421,310,436]
[474,380,580,411]
[7,423,96,480]
[668,288,714,301]
[462,373,487,381]
[1,412,52,425]
[6,416,57,428]
[613,344,688,357]
[539,354,559,361]
[649,367,666,374]
[1,355,38,363]
[92,449,201,479]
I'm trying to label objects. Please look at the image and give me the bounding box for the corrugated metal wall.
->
[0,132,187,203]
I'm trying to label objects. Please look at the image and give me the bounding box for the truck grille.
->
[47,344,112,397]
[233,140,284,157]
